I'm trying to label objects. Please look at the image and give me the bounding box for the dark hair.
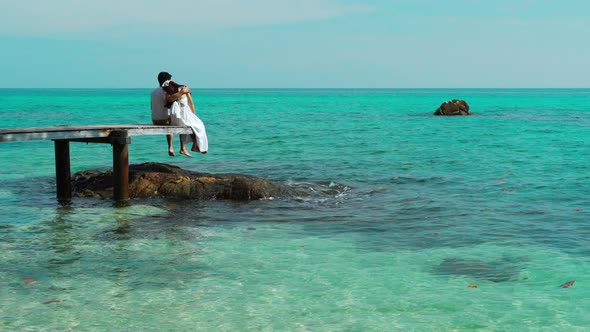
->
[157,72,172,86]
[163,81,186,108]
[162,80,184,94]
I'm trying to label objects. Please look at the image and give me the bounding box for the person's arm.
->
[187,93,196,114]
[165,86,190,103]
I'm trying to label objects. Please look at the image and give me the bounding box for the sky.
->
[1,0,589,88]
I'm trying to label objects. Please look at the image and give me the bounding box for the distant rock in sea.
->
[434,99,470,116]
[72,162,293,200]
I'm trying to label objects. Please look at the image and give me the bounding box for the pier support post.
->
[54,140,72,202]
[111,130,130,202]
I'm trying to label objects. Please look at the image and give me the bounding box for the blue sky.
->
[1,0,589,88]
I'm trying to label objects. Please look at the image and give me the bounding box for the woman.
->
[162,80,208,156]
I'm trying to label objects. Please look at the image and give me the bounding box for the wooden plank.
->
[0,125,193,142]
[66,137,113,144]
[126,127,193,137]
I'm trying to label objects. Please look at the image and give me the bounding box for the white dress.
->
[170,95,208,152]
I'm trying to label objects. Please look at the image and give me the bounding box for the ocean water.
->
[0,88,588,331]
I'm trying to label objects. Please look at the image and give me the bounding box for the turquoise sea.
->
[0,88,588,331]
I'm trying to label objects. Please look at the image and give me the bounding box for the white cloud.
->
[0,0,375,35]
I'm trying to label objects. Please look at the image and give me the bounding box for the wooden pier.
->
[0,125,192,203]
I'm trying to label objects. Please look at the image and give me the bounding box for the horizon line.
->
[2,87,590,90]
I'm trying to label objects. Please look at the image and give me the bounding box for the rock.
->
[72,162,293,200]
[432,257,524,282]
[434,99,470,116]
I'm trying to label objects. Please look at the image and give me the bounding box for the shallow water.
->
[0,89,589,330]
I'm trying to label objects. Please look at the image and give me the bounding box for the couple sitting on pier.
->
[150,71,208,157]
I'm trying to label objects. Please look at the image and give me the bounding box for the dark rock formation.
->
[72,162,293,200]
[432,257,525,282]
[434,99,470,116]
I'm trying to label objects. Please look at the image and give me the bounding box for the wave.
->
[282,180,352,203]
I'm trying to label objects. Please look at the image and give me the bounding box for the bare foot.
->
[179,149,192,157]
[168,150,175,157]
[190,144,200,152]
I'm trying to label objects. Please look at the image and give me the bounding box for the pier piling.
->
[111,130,130,202]
[54,140,72,202]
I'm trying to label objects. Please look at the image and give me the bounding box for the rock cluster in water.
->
[72,162,293,200]
[434,99,470,116]
[432,257,525,282]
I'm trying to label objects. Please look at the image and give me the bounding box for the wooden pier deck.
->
[0,125,193,203]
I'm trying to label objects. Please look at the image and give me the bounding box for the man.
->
[151,71,191,156]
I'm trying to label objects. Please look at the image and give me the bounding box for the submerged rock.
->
[434,99,470,116]
[432,257,525,282]
[72,162,293,200]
